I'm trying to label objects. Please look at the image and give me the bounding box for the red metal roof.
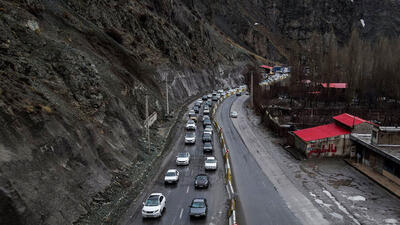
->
[333,113,368,127]
[293,123,350,142]
[260,65,273,69]
[321,83,347,88]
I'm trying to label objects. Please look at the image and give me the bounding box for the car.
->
[204,125,213,134]
[176,152,190,165]
[203,142,213,153]
[185,132,196,144]
[189,110,196,117]
[236,92,242,96]
[203,128,212,135]
[202,95,208,101]
[205,100,213,107]
[207,94,212,99]
[142,193,166,218]
[196,99,203,104]
[230,111,238,118]
[193,106,200,113]
[202,115,210,122]
[190,115,198,123]
[204,156,217,170]
[189,198,207,218]
[218,89,224,94]
[216,94,221,99]
[203,119,212,128]
[195,102,201,107]
[164,169,179,184]
[186,120,196,130]
[194,174,209,188]
[203,108,210,115]
[202,133,212,143]
[212,96,218,101]
[245,91,249,95]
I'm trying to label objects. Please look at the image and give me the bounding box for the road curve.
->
[216,96,302,225]
[121,102,228,225]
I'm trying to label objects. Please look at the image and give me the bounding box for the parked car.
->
[185,132,196,144]
[186,120,196,130]
[203,142,213,153]
[164,169,179,184]
[142,193,166,218]
[194,174,209,188]
[204,156,217,170]
[189,198,207,218]
[176,152,190,165]
[202,133,212,143]
[230,111,238,118]
[202,95,208,101]
[203,119,212,128]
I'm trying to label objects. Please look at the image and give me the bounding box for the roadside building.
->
[291,113,376,158]
[350,127,400,196]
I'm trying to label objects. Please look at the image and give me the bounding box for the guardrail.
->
[210,88,245,225]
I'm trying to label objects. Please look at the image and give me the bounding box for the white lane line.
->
[186,185,190,193]
[179,208,184,219]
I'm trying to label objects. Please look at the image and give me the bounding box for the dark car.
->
[206,100,213,107]
[203,142,213,153]
[193,106,200,113]
[189,198,207,217]
[202,95,208,101]
[194,174,209,188]
[202,133,212,142]
[203,119,212,128]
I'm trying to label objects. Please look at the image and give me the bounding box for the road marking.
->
[186,185,190,193]
[179,208,184,219]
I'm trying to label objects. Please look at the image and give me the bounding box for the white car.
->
[164,169,179,184]
[204,125,213,135]
[196,99,203,104]
[204,108,210,115]
[142,193,166,218]
[185,132,196,144]
[176,152,190,165]
[230,111,238,118]
[186,120,196,130]
[204,156,217,170]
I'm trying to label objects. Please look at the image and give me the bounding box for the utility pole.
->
[145,94,150,152]
[166,75,169,116]
[251,71,254,108]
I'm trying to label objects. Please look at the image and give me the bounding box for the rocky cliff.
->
[0,0,399,224]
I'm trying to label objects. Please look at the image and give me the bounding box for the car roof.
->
[150,193,163,197]
[193,198,206,202]
[204,142,212,146]
[167,169,177,173]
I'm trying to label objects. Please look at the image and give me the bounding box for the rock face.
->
[0,0,399,224]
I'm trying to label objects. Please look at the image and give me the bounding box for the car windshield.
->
[166,172,176,176]
[188,120,194,124]
[191,200,205,208]
[178,153,188,157]
[206,159,216,163]
[204,143,212,147]
[145,196,159,206]
[186,133,195,138]
[196,175,207,181]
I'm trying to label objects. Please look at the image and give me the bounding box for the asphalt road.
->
[216,96,302,225]
[123,101,228,225]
